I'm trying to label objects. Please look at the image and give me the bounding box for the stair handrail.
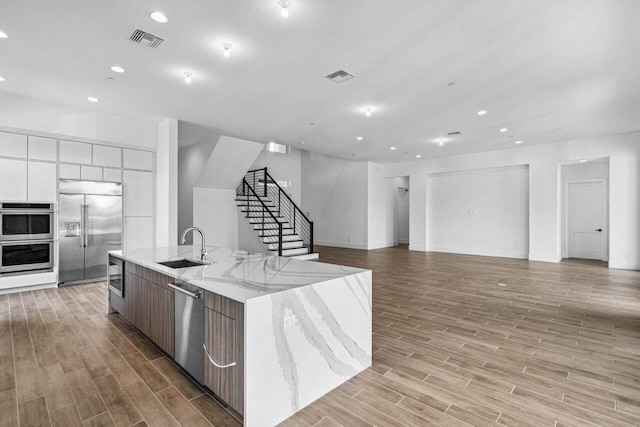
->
[236,178,283,256]
[245,167,314,253]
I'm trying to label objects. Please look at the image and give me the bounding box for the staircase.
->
[235,168,314,257]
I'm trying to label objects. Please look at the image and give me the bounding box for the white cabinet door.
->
[124,149,153,171]
[28,161,57,202]
[0,132,28,158]
[59,140,92,164]
[103,168,122,183]
[123,217,154,250]
[28,136,57,161]
[0,159,28,200]
[123,170,153,216]
[81,166,103,181]
[59,164,81,179]
[93,145,122,168]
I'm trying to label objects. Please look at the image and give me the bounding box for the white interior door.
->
[568,180,607,260]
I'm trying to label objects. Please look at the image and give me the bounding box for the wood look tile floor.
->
[1,245,639,426]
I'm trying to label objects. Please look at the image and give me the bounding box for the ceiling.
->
[1,0,638,163]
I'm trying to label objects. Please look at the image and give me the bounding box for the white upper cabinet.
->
[93,144,122,168]
[0,132,28,159]
[81,166,103,181]
[59,140,92,165]
[123,170,153,216]
[28,161,57,202]
[0,159,28,200]
[123,149,153,171]
[28,136,57,161]
[103,168,122,183]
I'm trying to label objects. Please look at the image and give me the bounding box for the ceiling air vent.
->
[129,28,164,48]
[447,131,463,136]
[325,69,355,84]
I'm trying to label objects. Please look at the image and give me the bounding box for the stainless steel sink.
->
[157,259,209,269]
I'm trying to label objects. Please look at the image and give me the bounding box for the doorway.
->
[566,180,607,260]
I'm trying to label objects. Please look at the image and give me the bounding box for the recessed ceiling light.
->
[0,30,7,39]
[183,72,192,84]
[500,128,508,132]
[579,159,587,163]
[279,0,291,18]
[416,154,422,158]
[356,136,363,141]
[221,43,232,58]
[150,11,168,23]
[477,110,487,116]
[390,147,396,150]
[0,76,5,82]
[110,66,125,73]
[365,107,373,117]
[515,140,523,144]
[299,141,306,145]
[439,141,444,146]
[87,97,99,103]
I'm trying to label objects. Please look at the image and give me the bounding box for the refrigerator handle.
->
[80,204,88,248]
[84,204,89,248]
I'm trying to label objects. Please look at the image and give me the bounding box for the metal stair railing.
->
[236,178,283,256]
[243,167,313,254]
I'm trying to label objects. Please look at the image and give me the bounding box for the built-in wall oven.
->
[0,203,54,241]
[0,203,55,275]
[0,240,54,274]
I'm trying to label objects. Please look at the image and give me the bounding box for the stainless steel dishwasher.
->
[169,281,204,384]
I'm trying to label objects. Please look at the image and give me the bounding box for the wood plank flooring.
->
[1,246,639,426]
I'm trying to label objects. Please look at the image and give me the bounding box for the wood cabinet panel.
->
[149,284,174,357]
[204,291,237,318]
[204,302,244,415]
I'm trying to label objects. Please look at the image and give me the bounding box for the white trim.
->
[428,247,528,259]
[314,241,369,250]
[408,244,427,252]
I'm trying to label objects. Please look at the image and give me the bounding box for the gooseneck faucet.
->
[180,227,207,261]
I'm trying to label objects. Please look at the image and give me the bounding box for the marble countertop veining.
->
[109,245,368,303]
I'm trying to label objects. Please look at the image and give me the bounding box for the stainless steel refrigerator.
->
[58,180,122,285]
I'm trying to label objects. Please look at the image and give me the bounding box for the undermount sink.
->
[157,259,210,269]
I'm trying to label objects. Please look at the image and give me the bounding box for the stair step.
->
[253,224,293,230]
[262,235,300,242]
[247,218,286,224]
[266,241,304,250]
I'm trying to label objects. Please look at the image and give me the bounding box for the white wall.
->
[0,92,157,148]
[300,151,368,249]
[427,165,529,259]
[193,188,238,249]
[367,163,396,249]
[177,140,217,244]
[156,118,178,246]
[251,146,302,205]
[385,132,640,270]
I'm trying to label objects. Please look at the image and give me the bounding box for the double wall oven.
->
[0,203,55,275]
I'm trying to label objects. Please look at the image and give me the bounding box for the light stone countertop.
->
[109,245,367,303]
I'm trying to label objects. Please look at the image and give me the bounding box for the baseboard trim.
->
[0,282,57,295]
[408,245,427,252]
[428,246,528,260]
[608,261,640,271]
[314,241,369,250]
[528,254,563,263]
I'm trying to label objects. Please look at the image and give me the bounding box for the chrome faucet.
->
[180,227,207,261]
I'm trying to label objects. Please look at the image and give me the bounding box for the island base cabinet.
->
[123,265,175,357]
[204,302,244,416]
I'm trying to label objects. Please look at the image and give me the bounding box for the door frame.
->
[563,178,609,261]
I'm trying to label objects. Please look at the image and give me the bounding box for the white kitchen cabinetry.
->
[0,132,28,159]
[93,145,122,168]
[59,163,81,179]
[103,168,122,183]
[123,217,154,250]
[81,166,103,181]
[123,170,153,216]
[124,149,153,171]
[59,140,92,165]
[0,159,28,200]
[28,161,57,201]
[28,136,57,161]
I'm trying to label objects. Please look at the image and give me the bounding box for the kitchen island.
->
[108,245,372,427]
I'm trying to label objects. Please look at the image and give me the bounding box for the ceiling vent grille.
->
[129,28,164,48]
[325,69,356,84]
[447,131,463,136]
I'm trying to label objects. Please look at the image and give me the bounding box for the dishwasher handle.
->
[168,282,201,299]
